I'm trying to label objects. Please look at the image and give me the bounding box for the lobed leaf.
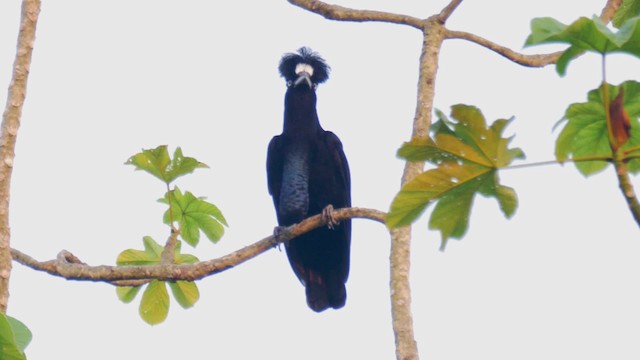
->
[126,145,208,184]
[162,187,228,246]
[398,105,524,168]
[390,105,522,247]
[115,238,200,321]
[116,236,163,266]
[525,16,640,75]
[555,80,640,175]
[388,163,487,229]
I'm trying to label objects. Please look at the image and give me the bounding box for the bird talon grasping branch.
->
[272,225,289,251]
[321,204,339,230]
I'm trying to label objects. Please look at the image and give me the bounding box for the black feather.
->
[267,48,350,312]
[278,46,330,85]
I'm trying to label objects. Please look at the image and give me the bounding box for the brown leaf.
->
[609,87,631,151]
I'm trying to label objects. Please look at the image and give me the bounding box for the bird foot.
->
[273,226,288,251]
[322,204,340,230]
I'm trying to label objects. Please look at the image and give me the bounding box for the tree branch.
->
[445,30,562,67]
[386,15,448,360]
[444,0,623,68]
[437,0,464,23]
[11,207,386,283]
[287,0,425,29]
[600,0,623,22]
[0,0,41,313]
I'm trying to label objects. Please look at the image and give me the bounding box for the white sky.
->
[2,1,640,359]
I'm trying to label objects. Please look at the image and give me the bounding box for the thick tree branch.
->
[11,207,386,283]
[0,0,41,313]
[287,0,425,29]
[387,16,447,360]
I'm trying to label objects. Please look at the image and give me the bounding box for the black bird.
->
[267,47,351,312]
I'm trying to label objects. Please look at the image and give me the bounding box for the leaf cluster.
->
[126,145,208,185]
[525,15,640,75]
[160,187,228,247]
[387,105,524,249]
[556,81,640,176]
[119,146,228,324]
[117,236,200,325]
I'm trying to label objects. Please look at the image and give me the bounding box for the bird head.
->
[279,47,330,90]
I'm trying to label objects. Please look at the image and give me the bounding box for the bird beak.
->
[294,72,313,88]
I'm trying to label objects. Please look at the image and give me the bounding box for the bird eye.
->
[286,80,293,87]
[313,83,318,90]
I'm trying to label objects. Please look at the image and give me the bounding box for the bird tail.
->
[305,271,346,312]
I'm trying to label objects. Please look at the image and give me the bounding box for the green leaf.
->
[389,105,522,247]
[614,0,640,28]
[426,166,493,248]
[555,80,640,176]
[168,281,200,309]
[162,187,228,246]
[116,236,199,267]
[398,105,524,168]
[525,16,640,75]
[6,316,31,353]
[174,241,200,264]
[491,184,518,219]
[126,145,208,184]
[116,236,163,266]
[116,286,142,303]
[0,314,28,360]
[139,280,169,325]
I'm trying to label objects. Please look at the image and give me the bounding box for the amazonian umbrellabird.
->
[266,47,351,312]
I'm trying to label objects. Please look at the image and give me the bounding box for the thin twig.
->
[0,0,41,313]
[437,0,464,23]
[445,30,562,67]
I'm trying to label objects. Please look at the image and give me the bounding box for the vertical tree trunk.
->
[0,0,41,313]
[390,17,445,360]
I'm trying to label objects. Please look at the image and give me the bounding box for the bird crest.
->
[279,47,330,86]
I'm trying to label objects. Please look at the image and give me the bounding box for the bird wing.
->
[323,131,351,208]
[266,135,284,211]
[325,131,352,264]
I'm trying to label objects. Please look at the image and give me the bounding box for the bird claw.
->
[273,226,288,251]
[322,204,339,230]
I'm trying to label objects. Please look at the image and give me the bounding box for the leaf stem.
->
[160,232,179,265]
[165,183,177,233]
[502,155,617,170]
[160,183,180,265]
[599,55,640,226]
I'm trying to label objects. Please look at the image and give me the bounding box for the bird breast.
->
[278,148,310,223]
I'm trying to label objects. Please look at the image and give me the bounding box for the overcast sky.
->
[2,1,640,359]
